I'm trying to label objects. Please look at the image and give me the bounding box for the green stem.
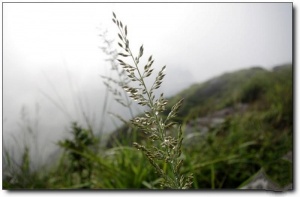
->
[117,25,165,142]
[115,19,187,189]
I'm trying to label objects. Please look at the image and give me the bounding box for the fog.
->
[2,3,292,166]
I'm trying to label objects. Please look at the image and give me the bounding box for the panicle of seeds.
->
[99,29,134,116]
[112,12,193,189]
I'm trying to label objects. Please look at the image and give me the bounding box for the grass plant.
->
[2,12,292,190]
[111,12,193,189]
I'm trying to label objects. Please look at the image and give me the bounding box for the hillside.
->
[105,64,293,189]
[3,64,292,189]
[107,64,292,146]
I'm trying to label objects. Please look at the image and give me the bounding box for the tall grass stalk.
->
[99,30,136,116]
[99,29,138,143]
[111,12,193,189]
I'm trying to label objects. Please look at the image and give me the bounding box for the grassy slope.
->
[105,64,293,189]
[178,64,293,188]
[3,64,293,189]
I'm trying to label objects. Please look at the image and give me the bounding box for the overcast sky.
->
[2,2,292,164]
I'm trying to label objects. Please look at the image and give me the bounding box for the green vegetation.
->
[3,63,292,190]
[3,12,292,190]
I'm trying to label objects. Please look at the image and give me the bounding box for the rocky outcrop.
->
[240,151,293,191]
[185,103,248,137]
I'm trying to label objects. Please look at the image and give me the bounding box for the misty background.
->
[2,3,292,166]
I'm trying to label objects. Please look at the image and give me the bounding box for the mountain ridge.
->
[106,63,292,148]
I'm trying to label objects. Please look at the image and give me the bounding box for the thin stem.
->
[113,13,193,189]
[115,62,135,119]
[117,25,165,141]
